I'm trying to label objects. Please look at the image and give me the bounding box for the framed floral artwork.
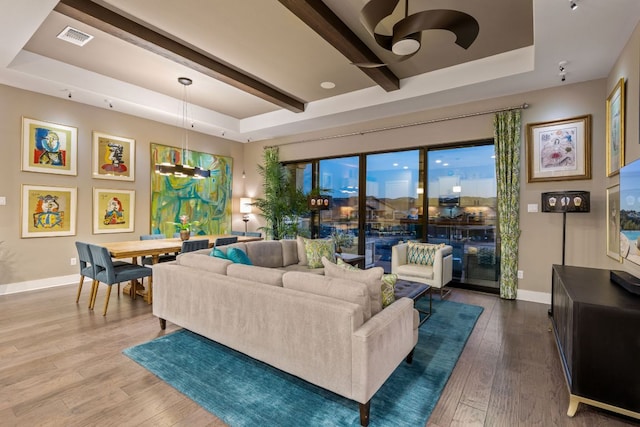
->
[526,114,591,183]
[21,184,77,238]
[606,184,621,261]
[92,131,135,181]
[606,78,625,177]
[93,188,135,234]
[21,117,77,176]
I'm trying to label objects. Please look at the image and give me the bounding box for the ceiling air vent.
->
[56,26,94,47]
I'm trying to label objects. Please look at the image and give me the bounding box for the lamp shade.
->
[541,191,590,213]
[239,198,252,214]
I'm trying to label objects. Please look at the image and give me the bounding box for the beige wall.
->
[0,85,247,286]
[245,20,640,299]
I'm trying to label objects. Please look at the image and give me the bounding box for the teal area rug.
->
[123,298,483,426]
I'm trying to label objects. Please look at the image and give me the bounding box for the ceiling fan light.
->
[392,37,420,55]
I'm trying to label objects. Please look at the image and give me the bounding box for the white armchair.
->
[391,242,453,298]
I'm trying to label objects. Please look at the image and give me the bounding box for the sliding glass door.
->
[364,150,421,270]
[426,144,499,288]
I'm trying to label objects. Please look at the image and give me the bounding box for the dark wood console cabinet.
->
[551,265,640,419]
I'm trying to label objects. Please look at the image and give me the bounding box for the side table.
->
[337,253,365,269]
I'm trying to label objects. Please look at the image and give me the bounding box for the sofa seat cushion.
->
[246,241,284,268]
[177,251,232,274]
[227,263,285,287]
[280,264,325,274]
[395,263,434,280]
[321,257,384,315]
[283,272,371,321]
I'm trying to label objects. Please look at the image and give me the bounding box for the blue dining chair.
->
[230,230,245,236]
[214,236,238,247]
[88,244,153,315]
[75,241,128,305]
[181,238,210,253]
[244,231,262,238]
[140,233,177,266]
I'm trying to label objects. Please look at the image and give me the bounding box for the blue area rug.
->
[123,298,483,426]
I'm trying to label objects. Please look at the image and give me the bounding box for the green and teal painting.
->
[150,143,233,237]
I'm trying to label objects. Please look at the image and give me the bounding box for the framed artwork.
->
[21,117,77,176]
[150,143,233,236]
[606,78,625,177]
[92,132,136,181]
[606,184,621,261]
[526,114,591,183]
[21,184,77,238]
[93,188,135,234]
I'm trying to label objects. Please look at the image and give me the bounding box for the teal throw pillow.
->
[210,248,228,259]
[304,238,334,268]
[226,247,253,265]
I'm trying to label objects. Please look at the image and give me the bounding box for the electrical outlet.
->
[70,257,77,266]
[517,270,524,279]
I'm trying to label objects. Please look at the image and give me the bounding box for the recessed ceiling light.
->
[393,163,399,167]
[403,166,408,169]
[320,81,335,89]
[443,163,449,166]
[435,159,442,164]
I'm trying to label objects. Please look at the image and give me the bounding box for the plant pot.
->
[179,230,190,241]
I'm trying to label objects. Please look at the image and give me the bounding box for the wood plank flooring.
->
[1,284,638,426]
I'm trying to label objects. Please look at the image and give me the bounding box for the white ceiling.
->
[1,0,639,143]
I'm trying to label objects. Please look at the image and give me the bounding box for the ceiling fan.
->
[355,0,480,68]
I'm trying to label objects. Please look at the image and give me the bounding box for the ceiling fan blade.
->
[350,61,388,68]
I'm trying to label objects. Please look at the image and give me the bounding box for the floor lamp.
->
[240,197,252,234]
[542,191,590,316]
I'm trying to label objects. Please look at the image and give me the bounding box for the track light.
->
[570,0,578,10]
[558,61,568,82]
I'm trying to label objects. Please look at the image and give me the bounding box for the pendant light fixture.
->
[155,77,210,179]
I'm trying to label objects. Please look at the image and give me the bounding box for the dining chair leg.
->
[90,280,99,310]
[103,285,113,316]
[76,275,85,303]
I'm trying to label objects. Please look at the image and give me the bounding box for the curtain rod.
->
[268,102,529,148]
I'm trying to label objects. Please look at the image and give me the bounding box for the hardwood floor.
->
[0,284,638,426]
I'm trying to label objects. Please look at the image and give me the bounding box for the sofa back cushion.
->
[177,251,232,274]
[282,272,371,320]
[246,241,284,268]
[227,263,285,287]
[280,239,299,266]
[322,257,384,315]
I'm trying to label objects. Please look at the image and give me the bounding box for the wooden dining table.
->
[101,234,262,304]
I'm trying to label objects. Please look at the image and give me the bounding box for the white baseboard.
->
[517,289,551,305]
[0,274,79,295]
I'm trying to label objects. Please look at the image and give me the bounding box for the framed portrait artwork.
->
[526,114,591,183]
[93,188,135,234]
[21,184,77,238]
[606,184,621,261]
[21,117,77,176]
[92,131,135,181]
[606,78,625,177]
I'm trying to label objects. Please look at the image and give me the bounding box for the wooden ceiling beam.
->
[277,0,399,92]
[55,0,306,113]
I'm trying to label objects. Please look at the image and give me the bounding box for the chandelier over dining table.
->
[154,77,210,179]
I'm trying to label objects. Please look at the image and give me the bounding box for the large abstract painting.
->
[150,143,233,236]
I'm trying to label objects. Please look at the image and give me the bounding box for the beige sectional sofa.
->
[152,239,419,426]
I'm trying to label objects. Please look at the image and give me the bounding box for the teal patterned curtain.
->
[494,110,522,299]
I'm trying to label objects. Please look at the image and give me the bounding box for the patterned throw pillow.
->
[336,256,358,271]
[226,247,253,265]
[381,273,397,308]
[407,241,444,266]
[304,238,334,268]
